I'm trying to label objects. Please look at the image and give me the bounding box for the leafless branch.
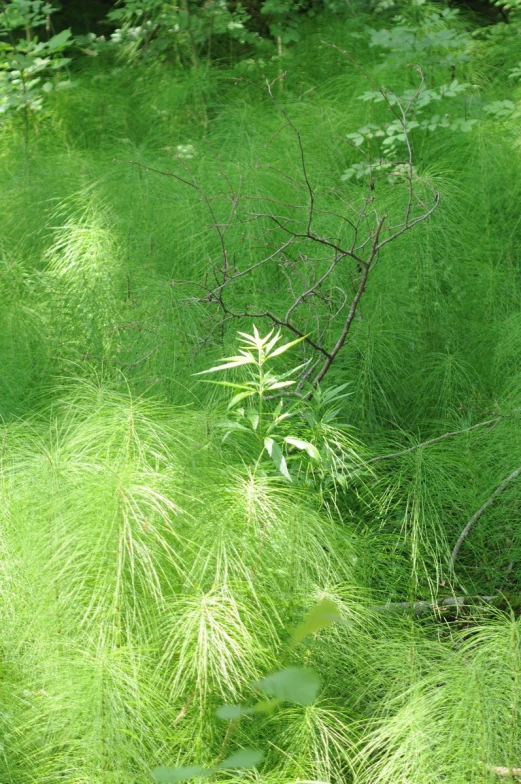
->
[450,465,521,571]
[266,76,315,234]
[117,65,439,387]
[363,416,503,467]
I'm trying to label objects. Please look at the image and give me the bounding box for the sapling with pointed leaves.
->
[196,326,311,480]
[196,327,364,486]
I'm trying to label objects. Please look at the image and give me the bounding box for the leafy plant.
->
[0,2,72,156]
[343,77,478,171]
[153,598,342,783]
[197,327,310,480]
[0,28,72,116]
[3,6,521,784]
[107,0,259,66]
[197,327,365,490]
[366,7,473,69]
[153,748,265,783]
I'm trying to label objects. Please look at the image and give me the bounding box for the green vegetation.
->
[2,0,521,782]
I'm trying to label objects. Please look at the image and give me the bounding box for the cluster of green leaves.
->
[259,0,346,45]
[0,1,72,121]
[341,7,480,181]
[101,0,349,65]
[198,328,313,480]
[366,7,472,68]
[106,0,259,65]
[198,328,362,489]
[343,78,477,180]
[154,599,341,782]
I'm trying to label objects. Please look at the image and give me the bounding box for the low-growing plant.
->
[152,598,342,783]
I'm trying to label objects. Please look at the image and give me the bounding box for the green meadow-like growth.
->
[2,0,521,782]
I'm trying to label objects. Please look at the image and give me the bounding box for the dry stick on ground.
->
[486,766,521,780]
[117,67,438,388]
[373,595,497,614]
[355,408,521,469]
[450,465,521,571]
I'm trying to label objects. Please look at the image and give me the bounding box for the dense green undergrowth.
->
[2,2,521,783]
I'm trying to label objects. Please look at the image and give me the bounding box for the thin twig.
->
[450,466,521,571]
[266,77,315,234]
[203,237,295,300]
[117,70,438,388]
[363,417,502,466]
[321,42,403,122]
[114,159,196,190]
[261,311,331,357]
[312,216,387,387]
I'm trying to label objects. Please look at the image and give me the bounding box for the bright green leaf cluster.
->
[153,748,265,783]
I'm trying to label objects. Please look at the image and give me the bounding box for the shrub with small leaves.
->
[0,2,73,124]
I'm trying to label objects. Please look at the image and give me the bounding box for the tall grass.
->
[2,4,521,783]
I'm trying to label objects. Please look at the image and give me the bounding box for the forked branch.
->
[119,63,439,388]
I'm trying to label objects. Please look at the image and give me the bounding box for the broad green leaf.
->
[292,598,343,643]
[152,765,209,782]
[216,704,244,720]
[256,666,320,705]
[321,383,351,403]
[272,399,283,418]
[218,699,280,718]
[237,330,261,345]
[248,411,260,430]
[216,749,264,770]
[215,421,249,432]
[195,356,254,374]
[271,411,293,427]
[237,328,268,350]
[249,698,282,714]
[303,411,315,427]
[264,330,282,355]
[47,29,72,51]
[284,437,320,460]
[322,408,342,424]
[264,437,291,481]
[277,361,309,380]
[203,381,254,391]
